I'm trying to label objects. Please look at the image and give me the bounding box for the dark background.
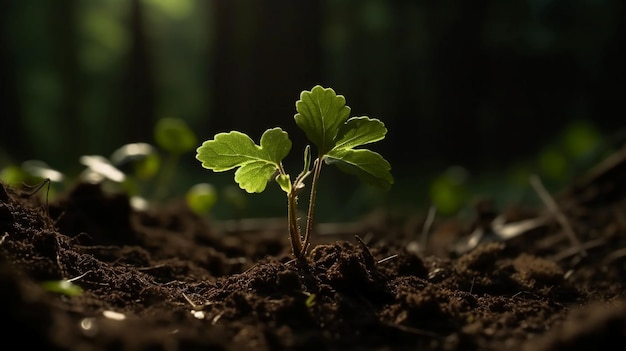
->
[1,0,624,220]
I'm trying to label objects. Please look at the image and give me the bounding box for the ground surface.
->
[2,150,626,351]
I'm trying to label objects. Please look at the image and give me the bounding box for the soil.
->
[2,149,626,351]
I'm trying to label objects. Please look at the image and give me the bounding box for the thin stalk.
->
[301,157,324,256]
[153,153,179,201]
[278,163,304,260]
[287,190,303,259]
[529,174,586,257]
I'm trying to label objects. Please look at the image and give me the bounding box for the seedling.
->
[79,118,215,213]
[1,160,65,201]
[153,117,198,201]
[196,85,393,264]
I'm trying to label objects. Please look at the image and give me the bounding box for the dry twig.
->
[529,174,586,257]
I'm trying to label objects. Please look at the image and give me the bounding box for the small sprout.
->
[21,160,65,183]
[153,117,198,201]
[110,142,155,164]
[80,153,149,208]
[109,143,160,205]
[154,117,198,155]
[196,85,393,264]
[76,119,209,210]
[186,183,218,216]
[80,155,126,183]
[110,142,160,180]
[41,279,83,297]
[305,293,316,307]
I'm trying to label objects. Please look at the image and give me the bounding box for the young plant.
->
[195,85,393,264]
[153,117,198,201]
[81,117,207,212]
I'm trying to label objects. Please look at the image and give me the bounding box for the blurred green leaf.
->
[560,120,601,159]
[186,183,218,215]
[154,118,198,154]
[429,167,468,215]
[41,280,83,297]
[538,147,567,181]
[134,153,161,180]
[0,165,27,186]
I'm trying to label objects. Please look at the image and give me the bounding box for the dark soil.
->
[2,150,626,351]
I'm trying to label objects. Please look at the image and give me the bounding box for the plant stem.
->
[287,189,304,259]
[153,153,179,202]
[278,163,304,261]
[301,157,323,256]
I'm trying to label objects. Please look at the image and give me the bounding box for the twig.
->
[67,271,93,283]
[529,174,586,257]
[182,292,202,309]
[492,215,549,240]
[377,254,398,264]
[551,238,605,262]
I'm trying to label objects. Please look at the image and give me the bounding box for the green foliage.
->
[536,119,605,183]
[305,293,316,307]
[152,117,201,202]
[196,85,393,262]
[561,120,601,159]
[197,86,392,194]
[196,128,291,193]
[0,161,65,201]
[296,86,393,188]
[0,165,28,185]
[186,183,218,216]
[41,280,83,297]
[154,117,198,155]
[110,142,160,181]
[77,118,217,214]
[538,147,567,181]
[294,86,351,154]
[429,166,468,215]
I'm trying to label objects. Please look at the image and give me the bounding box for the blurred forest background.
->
[0,0,624,221]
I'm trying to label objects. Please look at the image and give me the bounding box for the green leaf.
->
[185,183,218,215]
[326,148,393,190]
[275,174,292,193]
[41,280,83,297]
[334,117,387,150]
[195,128,291,193]
[154,117,198,154]
[294,85,351,154]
